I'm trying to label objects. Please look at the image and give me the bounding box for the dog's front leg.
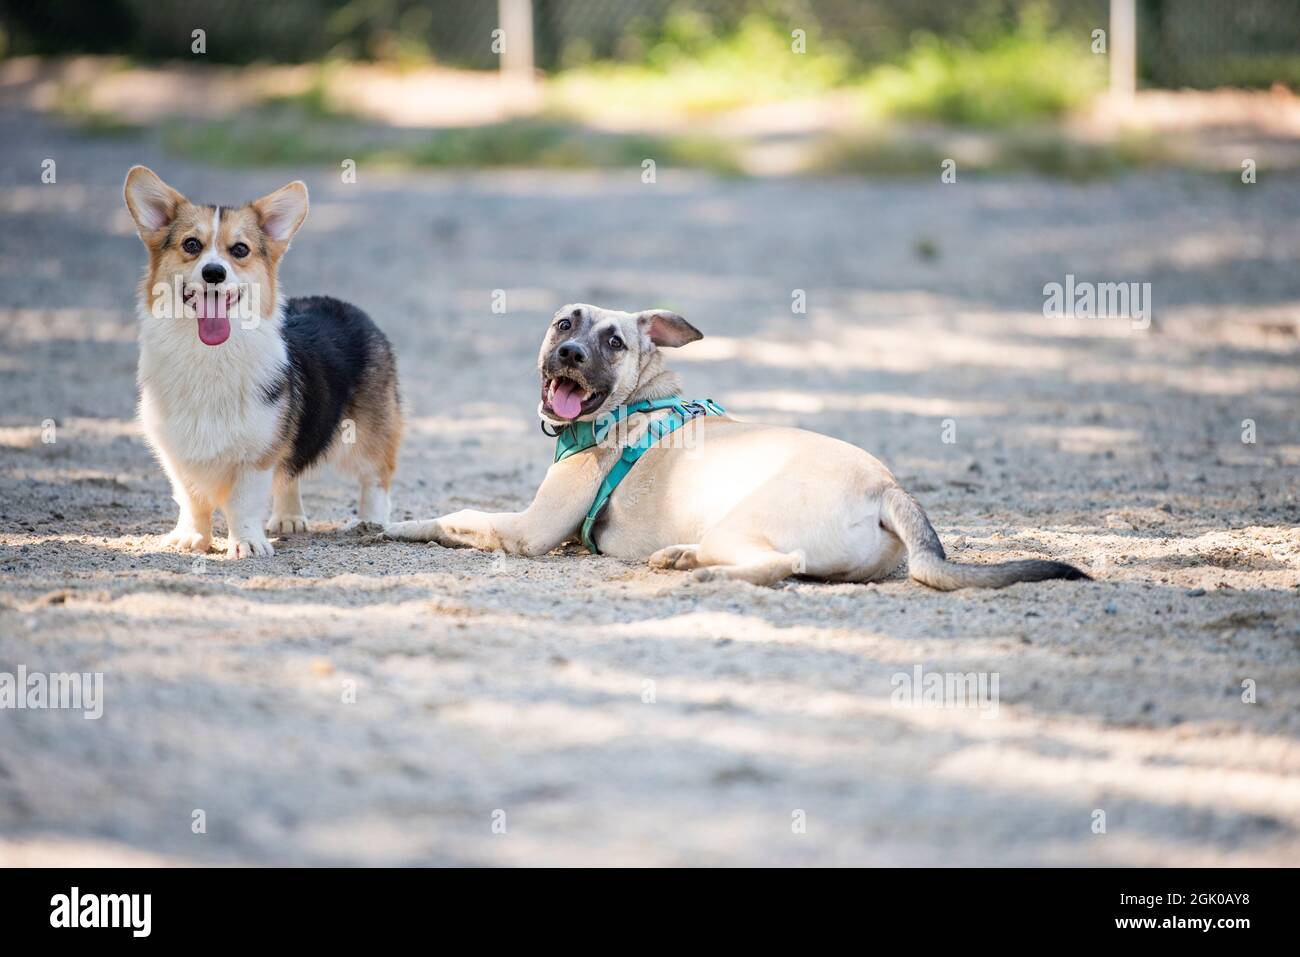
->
[158,460,213,554]
[421,509,542,555]
[223,466,275,559]
[163,490,213,553]
[386,453,603,556]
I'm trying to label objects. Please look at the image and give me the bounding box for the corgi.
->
[123,166,402,558]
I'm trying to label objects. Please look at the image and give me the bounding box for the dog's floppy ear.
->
[124,165,185,236]
[637,309,702,348]
[251,180,310,244]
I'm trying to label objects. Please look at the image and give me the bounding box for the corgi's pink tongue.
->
[195,292,231,347]
[551,379,585,419]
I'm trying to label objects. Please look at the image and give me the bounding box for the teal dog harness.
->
[552,396,726,553]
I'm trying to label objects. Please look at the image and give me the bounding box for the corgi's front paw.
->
[267,514,308,535]
[162,526,211,554]
[227,535,274,559]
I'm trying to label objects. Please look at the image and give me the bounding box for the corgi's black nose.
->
[201,263,226,284]
[557,341,587,366]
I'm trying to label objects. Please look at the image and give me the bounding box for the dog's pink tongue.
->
[551,379,584,419]
[195,291,231,346]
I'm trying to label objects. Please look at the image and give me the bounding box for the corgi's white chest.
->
[139,377,281,465]
[137,313,287,467]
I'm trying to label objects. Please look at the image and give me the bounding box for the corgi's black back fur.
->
[270,295,401,477]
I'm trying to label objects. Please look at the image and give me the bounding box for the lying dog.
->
[386,304,1087,589]
[123,166,402,558]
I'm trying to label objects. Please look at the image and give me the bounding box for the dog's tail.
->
[880,487,1090,591]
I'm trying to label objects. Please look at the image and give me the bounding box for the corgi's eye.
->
[608,335,625,350]
[230,242,250,259]
[181,238,202,255]
[557,318,572,331]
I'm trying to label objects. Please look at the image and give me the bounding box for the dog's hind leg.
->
[339,380,400,528]
[690,534,805,587]
[332,431,395,528]
[358,478,391,525]
[356,409,398,526]
[268,472,308,534]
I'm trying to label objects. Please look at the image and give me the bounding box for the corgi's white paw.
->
[162,526,211,553]
[227,535,274,559]
[267,514,308,535]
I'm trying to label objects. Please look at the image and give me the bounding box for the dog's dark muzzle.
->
[555,340,588,368]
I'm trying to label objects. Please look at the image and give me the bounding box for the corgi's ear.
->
[251,181,309,244]
[637,309,702,348]
[124,166,185,235]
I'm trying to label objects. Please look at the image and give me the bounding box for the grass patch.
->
[162,110,743,175]
[52,83,143,137]
[809,136,952,177]
[260,62,361,120]
[1008,131,1170,179]
[813,129,1171,180]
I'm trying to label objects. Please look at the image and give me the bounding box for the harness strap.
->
[551,397,726,553]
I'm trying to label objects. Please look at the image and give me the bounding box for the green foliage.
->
[550,12,852,115]
[550,6,1104,125]
[855,15,1105,127]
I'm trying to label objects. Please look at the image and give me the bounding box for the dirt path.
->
[1,110,1298,865]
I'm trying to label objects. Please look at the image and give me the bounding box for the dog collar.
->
[550,396,725,553]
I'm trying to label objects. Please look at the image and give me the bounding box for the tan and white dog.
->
[124,166,402,558]
[386,304,1087,589]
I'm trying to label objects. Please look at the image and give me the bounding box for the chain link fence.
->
[3,0,1298,88]
[1138,0,1300,88]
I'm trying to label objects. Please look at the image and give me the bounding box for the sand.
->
[1,110,1298,865]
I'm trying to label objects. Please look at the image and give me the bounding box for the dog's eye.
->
[181,237,202,255]
[557,318,572,332]
[230,242,250,259]
[608,335,625,350]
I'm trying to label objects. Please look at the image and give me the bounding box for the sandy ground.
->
[1,107,1299,866]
